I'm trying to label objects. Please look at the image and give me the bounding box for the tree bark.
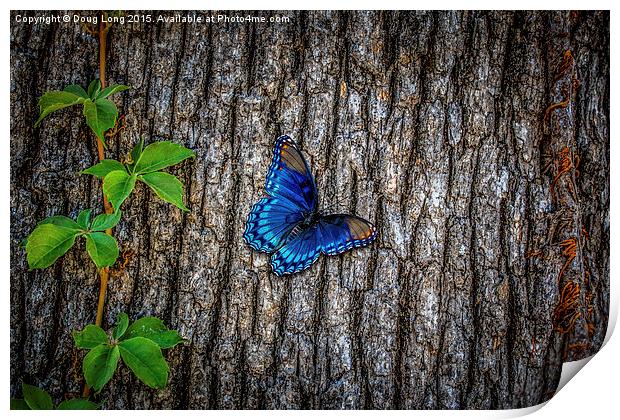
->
[10,10,609,409]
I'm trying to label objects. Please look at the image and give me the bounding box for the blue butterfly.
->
[243,135,378,276]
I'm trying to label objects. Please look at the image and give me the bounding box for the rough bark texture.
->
[10,10,609,409]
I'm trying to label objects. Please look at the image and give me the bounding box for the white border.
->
[4,1,617,418]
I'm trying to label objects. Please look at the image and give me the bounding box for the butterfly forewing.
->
[244,136,316,253]
[243,196,305,252]
[265,135,318,213]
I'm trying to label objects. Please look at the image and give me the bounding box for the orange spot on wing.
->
[353,226,375,240]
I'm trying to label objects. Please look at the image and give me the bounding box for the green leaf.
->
[73,325,109,349]
[113,312,129,340]
[35,91,85,127]
[140,172,189,211]
[76,209,92,229]
[38,215,83,230]
[87,79,101,99]
[90,210,122,231]
[133,141,195,175]
[121,316,184,349]
[82,159,126,178]
[103,170,137,211]
[10,399,30,410]
[85,232,119,268]
[97,84,130,100]
[118,337,169,389]
[83,98,118,144]
[83,344,120,393]
[57,398,99,410]
[64,84,89,98]
[22,383,53,410]
[26,224,80,269]
[126,138,144,173]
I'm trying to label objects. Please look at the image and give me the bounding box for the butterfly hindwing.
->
[270,224,322,276]
[270,214,378,276]
[265,135,317,212]
[317,214,378,255]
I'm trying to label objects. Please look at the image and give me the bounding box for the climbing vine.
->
[16,13,193,408]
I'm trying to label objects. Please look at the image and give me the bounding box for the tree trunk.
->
[10,10,609,409]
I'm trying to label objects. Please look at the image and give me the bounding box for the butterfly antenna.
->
[321,193,379,213]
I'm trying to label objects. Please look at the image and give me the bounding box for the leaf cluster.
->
[82,139,195,211]
[25,210,121,269]
[35,79,129,145]
[72,313,184,392]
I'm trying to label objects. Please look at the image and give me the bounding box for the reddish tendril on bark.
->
[544,49,595,353]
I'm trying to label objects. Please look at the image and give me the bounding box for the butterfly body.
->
[304,208,329,229]
[244,135,377,276]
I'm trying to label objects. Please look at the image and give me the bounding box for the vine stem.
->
[95,18,112,328]
[83,18,112,399]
